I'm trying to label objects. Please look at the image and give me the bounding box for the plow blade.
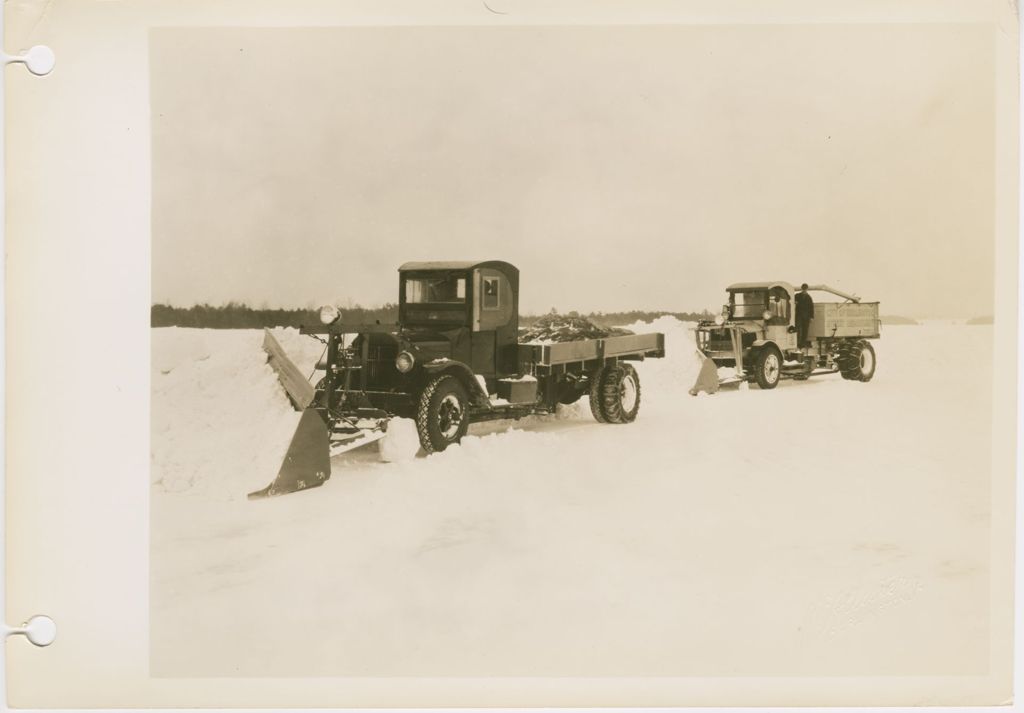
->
[248,408,331,499]
[689,351,721,395]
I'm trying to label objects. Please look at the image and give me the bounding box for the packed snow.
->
[151,320,992,678]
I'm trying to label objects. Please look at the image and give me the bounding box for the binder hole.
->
[21,45,56,76]
[23,615,56,647]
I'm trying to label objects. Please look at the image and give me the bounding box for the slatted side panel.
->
[808,303,881,338]
[262,328,315,411]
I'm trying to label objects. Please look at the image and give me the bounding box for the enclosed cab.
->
[398,261,520,377]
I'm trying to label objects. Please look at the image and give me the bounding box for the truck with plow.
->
[693,281,880,392]
[251,260,665,498]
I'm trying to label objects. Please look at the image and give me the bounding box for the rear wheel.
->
[754,347,782,389]
[600,363,642,423]
[839,339,876,382]
[588,368,609,423]
[416,375,470,453]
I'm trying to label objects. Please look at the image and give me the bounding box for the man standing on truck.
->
[795,283,814,348]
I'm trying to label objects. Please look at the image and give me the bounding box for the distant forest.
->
[150,302,717,329]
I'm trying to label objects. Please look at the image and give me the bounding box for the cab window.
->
[730,290,767,319]
[405,276,466,304]
[483,277,500,310]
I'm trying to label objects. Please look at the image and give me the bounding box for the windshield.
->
[404,275,467,304]
[729,290,768,319]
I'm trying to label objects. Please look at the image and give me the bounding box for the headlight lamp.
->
[762,310,772,321]
[319,304,340,325]
[395,351,415,373]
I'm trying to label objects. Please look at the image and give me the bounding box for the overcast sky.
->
[151,24,994,318]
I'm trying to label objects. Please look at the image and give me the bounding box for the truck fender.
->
[751,339,781,353]
[421,360,489,406]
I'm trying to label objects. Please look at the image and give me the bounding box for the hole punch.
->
[4,45,56,76]
[7,615,57,647]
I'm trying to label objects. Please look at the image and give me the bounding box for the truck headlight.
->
[714,314,725,326]
[762,310,772,320]
[319,304,340,324]
[395,351,415,373]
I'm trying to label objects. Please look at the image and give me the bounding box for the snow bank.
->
[152,329,306,499]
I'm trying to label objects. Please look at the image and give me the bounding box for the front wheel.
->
[416,375,470,453]
[754,348,782,389]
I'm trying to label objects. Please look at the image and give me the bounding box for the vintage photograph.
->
[143,19,1008,695]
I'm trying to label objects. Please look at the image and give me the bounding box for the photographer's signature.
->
[806,575,925,636]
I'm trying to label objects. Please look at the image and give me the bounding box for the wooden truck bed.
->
[518,332,665,367]
[808,302,881,339]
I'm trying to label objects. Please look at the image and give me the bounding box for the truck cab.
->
[725,282,799,353]
[398,261,520,377]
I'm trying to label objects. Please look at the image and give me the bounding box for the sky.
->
[151,24,995,318]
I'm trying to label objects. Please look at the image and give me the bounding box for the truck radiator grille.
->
[363,345,397,383]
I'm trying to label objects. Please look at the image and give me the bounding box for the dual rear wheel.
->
[589,363,642,423]
[838,339,877,382]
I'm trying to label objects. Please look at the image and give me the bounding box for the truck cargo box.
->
[808,302,881,339]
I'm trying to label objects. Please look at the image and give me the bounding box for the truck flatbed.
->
[519,332,665,368]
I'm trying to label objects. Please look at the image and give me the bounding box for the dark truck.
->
[251,260,665,498]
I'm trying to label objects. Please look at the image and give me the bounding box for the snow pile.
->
[378,418,419,463]
[268,327,326,376]
[621,316,702,410]
[151,329,307,499]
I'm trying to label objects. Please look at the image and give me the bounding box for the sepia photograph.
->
[3,0,1018,708]
[149,21,1005,682]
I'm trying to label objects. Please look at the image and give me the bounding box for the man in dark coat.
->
[794,283,814,348]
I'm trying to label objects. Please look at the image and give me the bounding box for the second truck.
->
[694,281,880,391]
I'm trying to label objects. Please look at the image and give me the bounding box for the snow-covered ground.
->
[151,321,992,677]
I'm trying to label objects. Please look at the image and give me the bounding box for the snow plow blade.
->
[248,408,331,499]
[689,351,721,395]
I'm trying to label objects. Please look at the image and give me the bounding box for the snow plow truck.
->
[693,282,880,392]
[250,260,666,498]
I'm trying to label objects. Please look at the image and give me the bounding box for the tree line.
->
[151,302,716,329]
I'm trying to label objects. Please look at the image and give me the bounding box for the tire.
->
[753,347,782,390]
[588,367,609,423]
[839,339,876,382]
[415,375,470,453]
[600,363,642,424]
[837,342,858,380]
